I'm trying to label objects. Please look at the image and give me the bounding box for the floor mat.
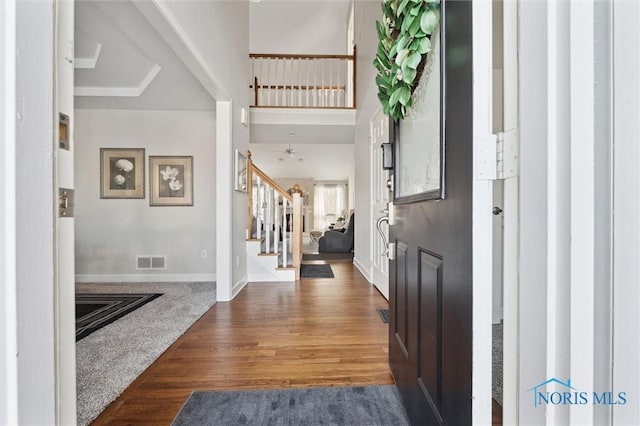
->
[300,264,335,278]
[75,293,162,341]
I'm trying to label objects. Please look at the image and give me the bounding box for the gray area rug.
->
[493,322,503,405]
[300,264,334,278]
[76,281,216,426]
[172,385,409,426]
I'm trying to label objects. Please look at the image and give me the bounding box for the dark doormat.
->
[300,264,334,278]
[172,385,409,426]
[303,252,354,261]
[75,293,162,341]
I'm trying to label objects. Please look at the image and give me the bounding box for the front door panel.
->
[388,1,473,424]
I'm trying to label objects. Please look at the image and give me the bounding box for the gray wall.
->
[74,109,216,281]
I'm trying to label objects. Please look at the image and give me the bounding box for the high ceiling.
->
[74,1,215,111]
[74,0,355,180]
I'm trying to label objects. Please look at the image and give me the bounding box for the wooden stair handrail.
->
[249,163,293,202]
[246,151,304,280]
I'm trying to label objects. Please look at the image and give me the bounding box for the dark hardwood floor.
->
[91,261,393,425]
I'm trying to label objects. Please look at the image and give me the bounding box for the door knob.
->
[493,206,503,215]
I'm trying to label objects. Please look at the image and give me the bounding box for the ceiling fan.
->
[276,145,303,161]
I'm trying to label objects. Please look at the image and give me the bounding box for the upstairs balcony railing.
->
[250,50,356,109]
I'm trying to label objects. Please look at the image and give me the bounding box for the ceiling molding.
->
[74,42,103,69]
[75,64,162,97]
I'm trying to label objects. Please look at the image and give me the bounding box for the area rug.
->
[75,293,162,341]
[302,252,354,261]
[172,385,409,426]
[76,281,216,426]
[300,263,334,278]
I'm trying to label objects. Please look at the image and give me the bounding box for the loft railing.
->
[246,151,303,279]
[249,50,356,109]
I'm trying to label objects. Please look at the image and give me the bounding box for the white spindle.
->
[321,60,325,106]
[289,58,294,106]
[265,187,271,252]
[282,58,286,106]
[256,177,262,240]
[273,191,280,255]
[298,58,302,107]
[329,59,333,107]
[282,198,288,267]
[306,58,310,107]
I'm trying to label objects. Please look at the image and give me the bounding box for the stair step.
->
[258,252,281,257]
[276,266,296,270]
[246,238,263,242]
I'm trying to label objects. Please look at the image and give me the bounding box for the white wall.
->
[250,1,350,55]
[157,1,250,298]
[74,109,216,282]
[14,0,57,423]
[352,0,380,279]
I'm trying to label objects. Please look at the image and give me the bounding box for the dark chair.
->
[318,213,354,253]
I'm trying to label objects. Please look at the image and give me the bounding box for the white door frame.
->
[369,107,389,300]
[472,0,495,423]
[0,0,18,423]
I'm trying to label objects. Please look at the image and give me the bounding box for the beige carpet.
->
[75,281,216,425]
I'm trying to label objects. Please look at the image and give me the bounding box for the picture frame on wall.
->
[100,148,145,199]
[149,156,194,206]
[234,149,248,192]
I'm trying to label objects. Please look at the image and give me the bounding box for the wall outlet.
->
[200,249,207,259]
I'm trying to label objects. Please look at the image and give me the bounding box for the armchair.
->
[318,213,354,253]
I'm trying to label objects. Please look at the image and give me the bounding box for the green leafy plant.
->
[374,0,440,121]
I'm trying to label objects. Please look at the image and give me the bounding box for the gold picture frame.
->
[100,148,145,199]
[149,156,194,206]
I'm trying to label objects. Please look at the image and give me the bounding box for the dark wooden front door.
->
[388,1,473,424]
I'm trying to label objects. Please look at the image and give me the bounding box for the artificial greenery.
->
[374,0,441,121]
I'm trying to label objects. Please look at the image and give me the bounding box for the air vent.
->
[136,255,166,270]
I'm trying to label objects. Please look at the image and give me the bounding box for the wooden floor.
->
[92,261,393,425]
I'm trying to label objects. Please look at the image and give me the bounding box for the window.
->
[313,183,348,230]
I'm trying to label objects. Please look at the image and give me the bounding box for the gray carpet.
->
[172,385,409,426]
[493,322,503,405]
[76,281,216,426]
[300,264,334,278]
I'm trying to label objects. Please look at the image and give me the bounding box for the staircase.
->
[246,151,303,282]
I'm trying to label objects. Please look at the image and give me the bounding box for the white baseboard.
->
[232,275,248,299]
[353,256,372,283]
[75,273,216,283]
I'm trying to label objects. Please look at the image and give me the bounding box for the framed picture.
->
[149,156,194,206]
[100,148,145,199]
[234,149,248,192]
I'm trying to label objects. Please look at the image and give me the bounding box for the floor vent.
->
[376,309,389,324]
[137,255,166,270]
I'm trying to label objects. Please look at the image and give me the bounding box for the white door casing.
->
[370,108,390,300]
[54,0,76,423]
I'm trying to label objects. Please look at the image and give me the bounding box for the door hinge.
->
[477,129,518,180]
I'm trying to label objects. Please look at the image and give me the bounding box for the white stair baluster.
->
[329,59,333,107]
[256,176,262,240]
[273,191,280,256]
[282,198,288,268]
[265,186,271,252]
